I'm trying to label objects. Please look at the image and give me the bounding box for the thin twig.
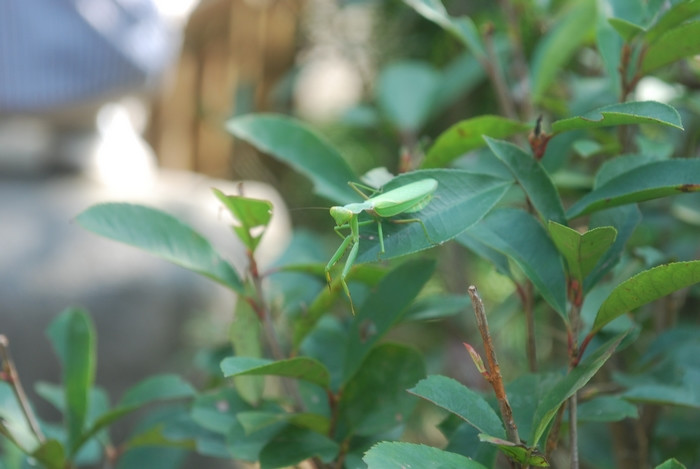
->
[0,335,46,444]
[467,286,520,444]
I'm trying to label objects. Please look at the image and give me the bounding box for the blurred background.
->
[0,0,484,407]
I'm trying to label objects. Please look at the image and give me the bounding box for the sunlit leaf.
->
[642,21,700,73]
[364,442,489,469]
[552,101,683,134]
[548,222,617,282]
[592,261,700,334]
[567,160,700,219]
[409,375,506,438]
[221,356,331,389]
[77,204,244,293]
[421,117,529,169]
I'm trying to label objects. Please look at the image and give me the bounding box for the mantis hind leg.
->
[391,217,436,245]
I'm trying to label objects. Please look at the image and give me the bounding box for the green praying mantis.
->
[325,178,438,313]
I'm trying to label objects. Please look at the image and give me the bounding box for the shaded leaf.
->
[343,259,435,381]
[592,261,700,334]
[226,114,358,204]
[119,375,196,409]
[548,221,617,282]
[221,356,331,389]
[421,116,529,169]
[551,101,683,134]
[78,375,196,452]
[567,160,700,219]
[464,209,568,317]
[364,442,489,469]
[577,396,639,422]
[530,332,626,446]
[46,308,95,454]
[77,203,244,293]
[402,294,471,322]
[642,21,700,73]
[339,344,426,437]
[486,138,566,224]
[584,205,641,290]
[409,375,506,438]
[259,426,339,469]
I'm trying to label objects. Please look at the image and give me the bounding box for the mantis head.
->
[330,206,354,226]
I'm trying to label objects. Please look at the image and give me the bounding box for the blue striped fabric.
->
[0,0,178,112]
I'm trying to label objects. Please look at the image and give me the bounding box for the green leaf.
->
[31,439,66,469]
[608,18,645,41]
[259,426,339,468]
[364,442,489,469]
[576,396,639,422]
[530,332,627,446]
[547,221,617,283]
[227,405,287,461]
[655,458,688,469]
[237,411,330,435]
[343,259,435,381]
[76,203,244,293]
[463,209,568,317]
[551,101,683,134]
[478,434,549,467]
[353,170,512,263]
[213,190,272,253]
[421,116,529,169]
[623,381,700,408]
[567,160,700,219]
[530,0,596,103]
[592,261,700,334]
[77,375,196,453]
[584,205,641,290]
[409,375,506,438]
[402,0,485,58]
[226,114,359,204]
[229,298,264,405]
[642,21,700,73]
[646,0,700,43]
[485,138,566,224]
[594,153,668,188]
[191,388,251,435]
[46,308,95,454]
[119,375,196,409]
[402,294,471,322]
[376,61,441,132]
[339,344,426,437]
[221,356,331,389]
